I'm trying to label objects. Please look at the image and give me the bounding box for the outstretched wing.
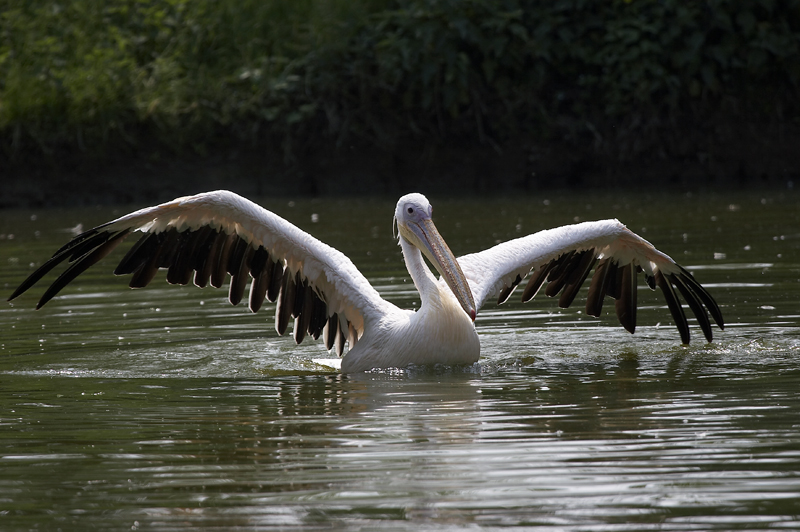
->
[457,219,724,343]
[8,190,396,355]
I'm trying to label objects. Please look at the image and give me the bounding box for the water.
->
[1,191,800,530]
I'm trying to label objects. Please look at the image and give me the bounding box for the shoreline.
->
[4,133,798,209]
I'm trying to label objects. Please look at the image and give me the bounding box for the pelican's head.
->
[394,193,476,321]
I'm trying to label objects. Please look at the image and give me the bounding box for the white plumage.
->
[9,191,723,372]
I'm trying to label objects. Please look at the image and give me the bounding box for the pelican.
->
[9,191,723,372]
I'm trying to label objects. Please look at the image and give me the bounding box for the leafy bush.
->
[1,0,798,166]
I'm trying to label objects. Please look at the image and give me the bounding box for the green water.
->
[1,191,800,530]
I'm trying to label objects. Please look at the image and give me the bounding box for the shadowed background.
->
[2,0,800,207]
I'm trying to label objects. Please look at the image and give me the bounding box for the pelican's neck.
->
[400,236,440,308]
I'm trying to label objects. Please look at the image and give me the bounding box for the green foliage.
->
[1,0,799,163]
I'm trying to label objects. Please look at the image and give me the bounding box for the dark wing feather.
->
[194,230,227,288]
[558,249,597,308]
[309,295,328,340]
[585,258,613,317]
[115,231,161,275]
[604,260,622,300]
[496,274,522,305]
[227,236,250,276]
[7,225,115,302]
[520,260,556,303]
[275,270,296,336]
[129,231,177,289]
[614,263,637,334]
[294,285,314,344]
[654,270,690,344]
[228,245,254,306]
[65,230,118,262]
[248,247,271,313]
[335,317,347,356]
[676,266,724,329]
[323,314,339,351]
[292,272,307,319]
[166,228,209,285]
[211,233,237,289]
[34,230,130,309]
[543,250,576,297]
[671,273,713,342]
[266,259,284,303]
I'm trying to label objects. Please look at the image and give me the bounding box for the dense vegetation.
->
[2,0,799,186]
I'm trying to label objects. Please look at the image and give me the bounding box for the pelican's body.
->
[343,237,480,372]
[9,191,723,372]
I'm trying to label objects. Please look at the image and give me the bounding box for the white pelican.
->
[9,191,723,372]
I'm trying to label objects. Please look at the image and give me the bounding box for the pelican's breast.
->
[341,283,480,372]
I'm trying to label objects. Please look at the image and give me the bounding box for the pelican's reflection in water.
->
[272,368,486,444]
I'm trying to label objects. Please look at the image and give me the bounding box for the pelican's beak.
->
[400,218,477,321]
